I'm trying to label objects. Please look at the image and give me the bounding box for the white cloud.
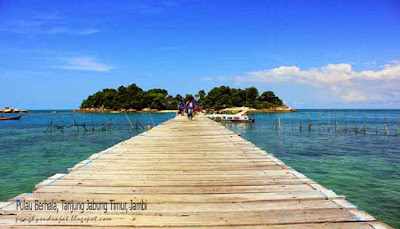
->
[0,13,99,36]
[339,89,367,102]
[233,61,400,103]
[57,57,113,72]
[44,27,99,35]
[200,76,231,82]
[237,63,355,86]
[74,29,100,35]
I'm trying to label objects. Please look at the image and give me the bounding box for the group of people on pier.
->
[178,96,200,120]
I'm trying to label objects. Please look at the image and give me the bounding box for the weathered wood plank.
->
[0,208,374,226]
[1,222,378,229]
[34,184,315,194]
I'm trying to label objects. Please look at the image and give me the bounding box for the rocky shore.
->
[220,106,297,113]
[250,106,298,113]
[74,107,178,113]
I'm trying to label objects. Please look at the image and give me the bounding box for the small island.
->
[76,84,295,113]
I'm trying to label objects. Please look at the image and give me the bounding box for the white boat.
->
[206,110,255,123]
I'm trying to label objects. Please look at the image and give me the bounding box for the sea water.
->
[227,110,400,227]
[0,110,399,227]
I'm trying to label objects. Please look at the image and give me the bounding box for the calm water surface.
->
[0,110,399,227]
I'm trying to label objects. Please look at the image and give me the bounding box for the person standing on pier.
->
[186,96,195,120]
[178,101,185,116]
[194,100,199,115]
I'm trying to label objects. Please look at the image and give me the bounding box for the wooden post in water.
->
[135,113,139,129]
[73,117,78,132]
[119,114,121,130]
[61,115,64,133]
[149,112,155,128]
[362,112,366,134]
[308,119,311,131]
[384,124,390,135]
[354,111,357,133]
[83,115,87,132]
[375,112,378,135]
[276,118,281,131]
[384,112,389,135]
[125,113,134,130]
[357,113,366,134]
[92,114,94,132]
[334,111,337,133]
[299,119,302,132]
[396,111,400,136]
[327,112,330,132]
[46,118,54,133]
[318,111,321,131]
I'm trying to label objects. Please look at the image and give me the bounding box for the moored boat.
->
[206,110,255,123]
[0,115,22,121]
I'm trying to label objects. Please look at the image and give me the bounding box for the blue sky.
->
[1,0,400,109]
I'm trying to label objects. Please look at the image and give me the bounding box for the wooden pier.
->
[0,115,392,228]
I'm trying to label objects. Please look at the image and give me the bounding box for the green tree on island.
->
[81,84,284,110]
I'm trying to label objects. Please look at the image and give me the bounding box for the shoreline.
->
[74,109,178,114]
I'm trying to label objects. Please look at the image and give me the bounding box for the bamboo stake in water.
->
[327,111,330,132]
[375,112,378,135]
[334,111,337,133]
[299,119,302,132]
[384,111,389,135]
[397,111,400,135]
[92,114,94,132]
[276,118,281,131]
[119,113,121,130]
[125,113,134,130]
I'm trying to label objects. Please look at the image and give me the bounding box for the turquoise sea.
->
[0,110,399,227]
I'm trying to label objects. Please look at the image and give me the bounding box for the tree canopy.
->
[81,84,284,110]
[198,86,283,109]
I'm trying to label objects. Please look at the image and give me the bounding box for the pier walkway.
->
[0,115,392,228]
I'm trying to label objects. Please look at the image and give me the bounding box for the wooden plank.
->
[32,177,315,187]
[35,184,316,194]
[0,222,377,228]
[0,199,356,212]
[24,191,328,203]
[0,208,374,226]
[67,169,293,176]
